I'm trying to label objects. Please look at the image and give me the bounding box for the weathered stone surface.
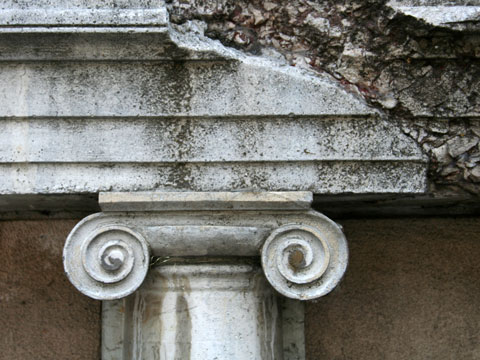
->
[0,60,371,117]
[387,1,480,31]
[103,264,284,360]
[168,0,480,115]
[0,0,168,31]
[167,0,480,200]
[0,161,426,194]
[447,136,479,158]
[0,115,426,194]
[1,117,421,164]
[403,118,480,193]
[0,0,431,201]
[2,0,480,212]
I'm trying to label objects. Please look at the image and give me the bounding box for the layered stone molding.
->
[63,191,346,359]
[0,0,427,207]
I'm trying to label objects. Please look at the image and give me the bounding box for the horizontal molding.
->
[0,117,424,163]
[0,8,168,30]
[0,161,427,194]
[0,33,205,61]
[0,61,372,117]
[99,191,313,211]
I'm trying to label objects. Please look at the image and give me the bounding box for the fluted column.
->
[63,192,348,359]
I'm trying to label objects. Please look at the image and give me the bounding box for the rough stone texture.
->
[306,217,480,360]
[168,0,480,198]
[403,118,480,194]
[0,220,100,360]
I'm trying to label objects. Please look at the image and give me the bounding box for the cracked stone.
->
[447,136,479,158]
[441,165,460,177]
[432,144,451,164]
[472,126,480,138]
[470,167,480,182]
[168,0,480,196]
[427,121,449,134]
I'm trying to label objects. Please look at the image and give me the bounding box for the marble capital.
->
[63,191,348,301]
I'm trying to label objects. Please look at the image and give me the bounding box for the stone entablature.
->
[0,0,426,204]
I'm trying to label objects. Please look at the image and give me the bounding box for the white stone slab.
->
[0,161,427,194]
[0,116,426,194]
[0,0,168,32]
[0,118,423,162]
[99,191,313,211]
[0,62,371,117]
[388,1,480,30]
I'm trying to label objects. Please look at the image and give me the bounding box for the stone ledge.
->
[0,3,168,31]
[99,191,313,211]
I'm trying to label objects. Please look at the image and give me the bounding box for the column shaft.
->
[104,262,284,360]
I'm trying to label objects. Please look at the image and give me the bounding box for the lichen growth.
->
[168,0,480,196]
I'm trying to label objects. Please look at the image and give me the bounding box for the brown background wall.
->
[306,217,480,360]
[1,217,479,359]
[0,220,100,360]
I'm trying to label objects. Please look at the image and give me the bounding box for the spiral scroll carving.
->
[63,224,150,300]
[261,223,348,300]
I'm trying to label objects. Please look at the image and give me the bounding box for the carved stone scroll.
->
[63,191,347,301]
[63,223,150,300]
[261,223,347,300]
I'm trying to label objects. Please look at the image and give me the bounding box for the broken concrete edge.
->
[388,4,480,31]
[166,1,480,198]
[99,191,313,212]
[0,8,375,117]
[169,20,375,116]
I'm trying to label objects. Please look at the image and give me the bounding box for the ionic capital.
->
[63,191,348,301]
